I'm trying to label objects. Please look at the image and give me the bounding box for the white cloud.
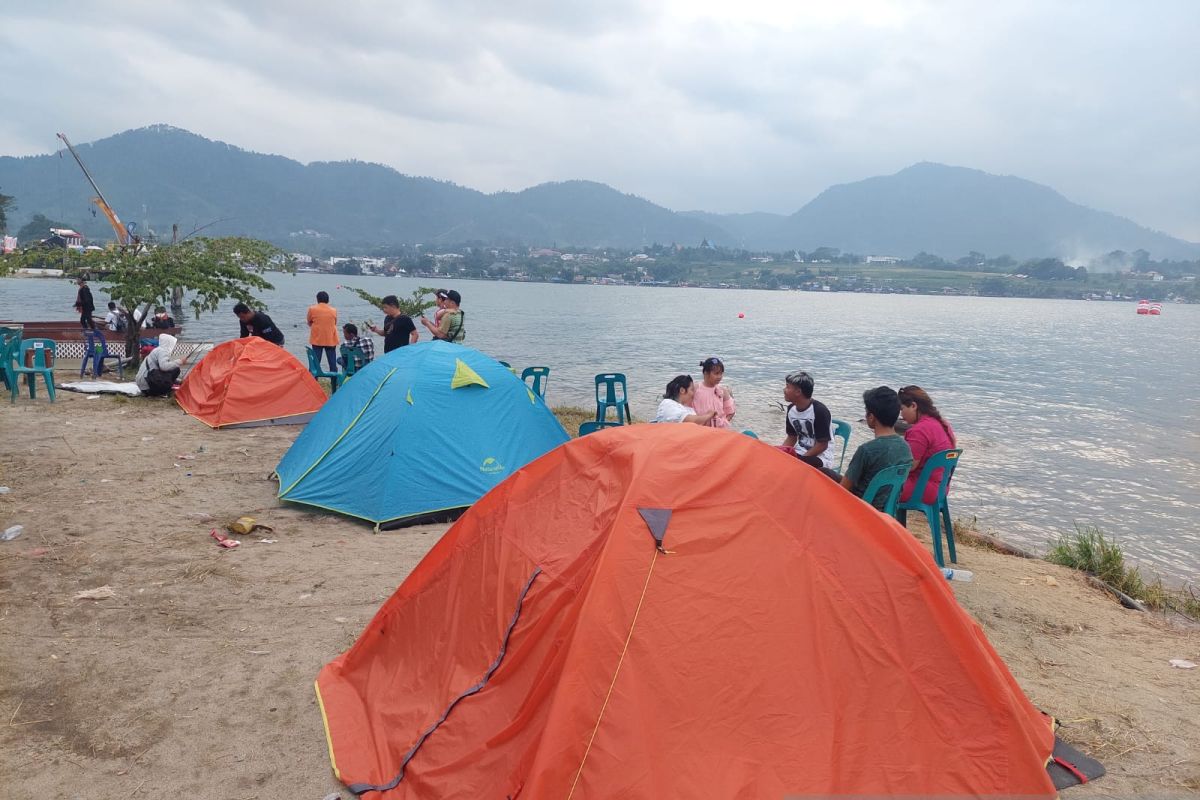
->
[1,0,1197,239]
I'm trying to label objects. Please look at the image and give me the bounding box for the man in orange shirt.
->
[307,291,339,371]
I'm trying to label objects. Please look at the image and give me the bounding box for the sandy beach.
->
[1,390,1198,799]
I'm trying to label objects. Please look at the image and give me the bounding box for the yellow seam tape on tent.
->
[526,387,536,404]
[278,367,397,497]
[406,388,413,405]
[314,680,343,781]
[450,359,489,390]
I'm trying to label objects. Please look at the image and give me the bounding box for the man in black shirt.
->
[74,278,96,330]
[233,302,285,345]
[369,295,417,353]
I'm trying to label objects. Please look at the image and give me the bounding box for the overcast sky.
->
[2,1,1197,240]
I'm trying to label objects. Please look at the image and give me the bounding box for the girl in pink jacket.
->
[691,357,737,429]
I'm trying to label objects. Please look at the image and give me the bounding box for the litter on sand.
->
[256,539,277,544]
[73,586,116,600]
[1170,659,1197,669]
[210,529,241,549]
[2,525,24,541]
[227,516,273,535]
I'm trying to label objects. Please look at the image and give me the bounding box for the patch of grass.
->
[1047,524,1145,596]
[1048,524,1200,619]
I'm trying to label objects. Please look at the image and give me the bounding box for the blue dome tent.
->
[275,341,569,529]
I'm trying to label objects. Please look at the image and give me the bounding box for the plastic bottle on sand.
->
[942,568,973,582]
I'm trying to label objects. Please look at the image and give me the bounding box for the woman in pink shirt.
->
[691,357,737,429]
[898,385,957,504]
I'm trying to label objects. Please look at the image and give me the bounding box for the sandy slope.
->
[0,392,1196,798]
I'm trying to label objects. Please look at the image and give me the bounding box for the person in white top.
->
[135,334,193,396]
[654,375,717,425]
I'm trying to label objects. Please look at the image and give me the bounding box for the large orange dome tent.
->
[315,424,1059,798]
[175,337,327,428]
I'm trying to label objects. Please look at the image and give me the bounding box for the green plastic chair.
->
[595,373,632,425]
[11,338,56,403]
[897,449,964,567]
[307,346,341,393]
[338,345,366,380]
[831,418,852,473]
[522,366,550,399]
[579,421,622,436]
[0,329,21,392]
[859,462,912,517]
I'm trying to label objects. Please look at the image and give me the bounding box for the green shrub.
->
[1048,524,1199,619]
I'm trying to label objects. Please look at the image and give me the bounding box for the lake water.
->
[3,274,1198,582]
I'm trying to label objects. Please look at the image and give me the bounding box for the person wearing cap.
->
[777,371,837,477]
[691,357,736,428]
[432,289,450,327]
[421,289,465,342]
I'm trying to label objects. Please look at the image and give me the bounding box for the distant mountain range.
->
[1,125,1196,260]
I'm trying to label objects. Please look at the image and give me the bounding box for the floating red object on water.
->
[738,312,745,319]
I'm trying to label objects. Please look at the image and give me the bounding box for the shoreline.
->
[4,270,1194,304]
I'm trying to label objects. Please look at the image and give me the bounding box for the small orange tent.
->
[175,337,327,428]
[316,424,1057,798]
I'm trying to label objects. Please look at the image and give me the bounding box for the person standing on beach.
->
[420,289,465,342]
[307,291,339,371]
[368,295,417,353]
[233,302,285,346]
[74,277,96,330]
[777,371,837,478]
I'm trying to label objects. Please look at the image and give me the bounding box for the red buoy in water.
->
[738,312,745,319]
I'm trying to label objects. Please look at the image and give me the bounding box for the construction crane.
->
[56,132,135,248]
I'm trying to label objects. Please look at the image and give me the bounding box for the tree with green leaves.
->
[16,213,71,243]
[0,190,14,234]
[341,285,437,319]
[1,236,286,362]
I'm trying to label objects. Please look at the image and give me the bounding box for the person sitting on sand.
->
[233,302,284,346]
[691,357,736,428]
[421,289,465,342]
[841,386,913,510]
[654,375,717,425]
[776,371,838,479]
[338,323,375,371]
[898,385,957,504]
[135,334,193,396]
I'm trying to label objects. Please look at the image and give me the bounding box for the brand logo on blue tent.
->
[480,456,504,474]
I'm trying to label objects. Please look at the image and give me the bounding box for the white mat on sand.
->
[58,381,142,396]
